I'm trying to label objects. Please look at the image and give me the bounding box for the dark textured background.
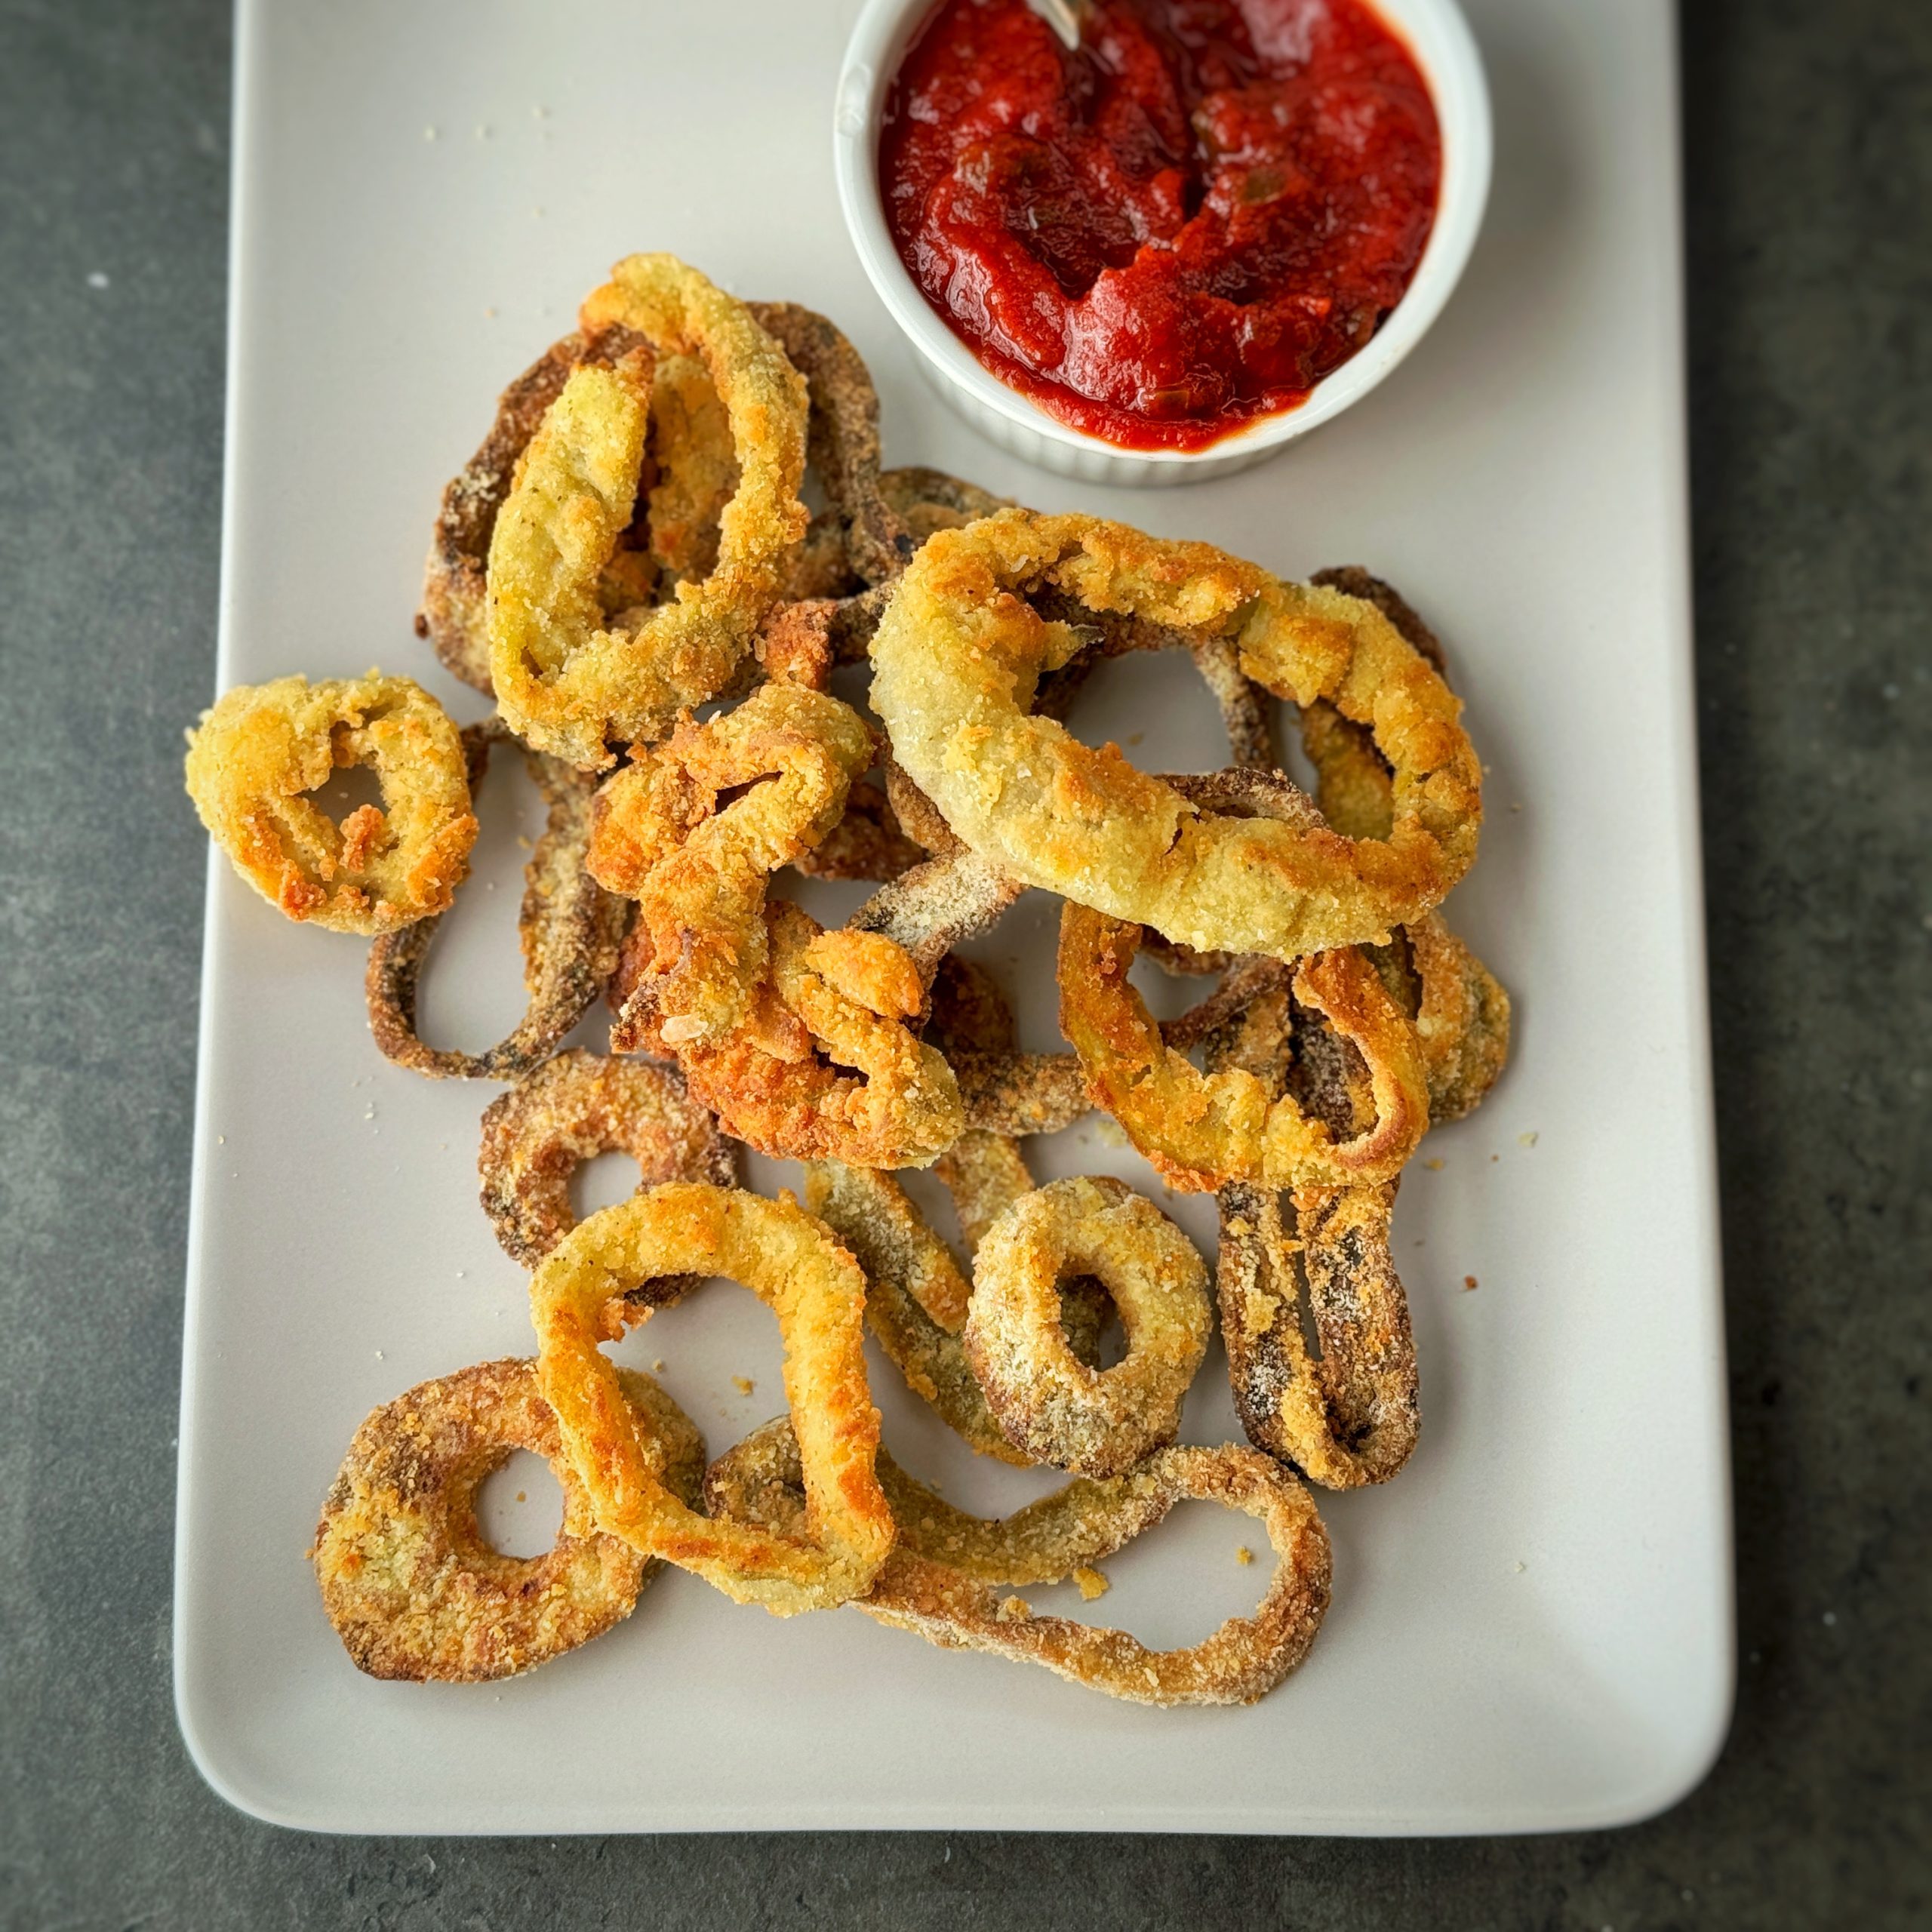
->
[2,1,1927,1925]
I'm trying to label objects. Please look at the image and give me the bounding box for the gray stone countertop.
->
[2,2,1926,1926]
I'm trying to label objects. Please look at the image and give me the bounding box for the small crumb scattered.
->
[1126,731,1145,746]
[1072,1566,1109,1601]
[531,103,549,119]
[1490,1152,1499,1162]
[364,1107,377,1121]
[1235,1546,1254,1567]
[1509,800,1521,812]
[994,1595,1031,1623]
[87,271,109,290]
[732,1376,755,1396]
[422,125,438,142]
[652,1359,666,1374]
[1513,1560,1525,1573]
[483,306,497,320]
[515,1491,527,1503]
[474,123,491,140]
[374,1349,384,1361]
[515,834,533,849]
[531,206,545,220]
[1463,1275,1479,1291]
[454,1270,466,1279]
[217,1135,226,1146]
[1423,1156,1444,1171]
[1518,1130,1539,1147]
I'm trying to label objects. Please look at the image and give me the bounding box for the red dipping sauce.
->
[879,0,1441,451]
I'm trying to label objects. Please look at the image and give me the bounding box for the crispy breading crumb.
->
[1072,1566,1109,1601]
[1235,1546,1254,1567]
[1518,1130,1539,1146]
[732,1376,755,1396]
[1423,1156,1444,1171]
[995,1595,1031,1623]
[652,1360,666,1374]
[1463,1275,1479,1291]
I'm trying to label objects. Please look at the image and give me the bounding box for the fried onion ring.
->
[477,1048,736,1267]
[365,720,627,1078]
[184,672,476,934]
[488,257,809,765]
[706,1421,1331,1707]
[312,1358,703,1681]
[587,684,876,1045]
[869,509,1481,956]
[623,902,962,1168]
[1057,896,1429,1192]
[1302,567,1512,1121]
[1201,977,1419,1486]
[963,1177,1211,1476]
[530,1183,892,1614]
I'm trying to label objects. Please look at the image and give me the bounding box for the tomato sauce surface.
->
[880,0,1441,451]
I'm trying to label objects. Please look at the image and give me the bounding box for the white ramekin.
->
[833,0,1491,488]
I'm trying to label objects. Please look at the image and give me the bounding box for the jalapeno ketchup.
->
[879,0,1441,451]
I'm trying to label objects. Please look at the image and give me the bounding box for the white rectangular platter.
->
[176,0,1730,1835]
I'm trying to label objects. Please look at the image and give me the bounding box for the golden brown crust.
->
[623,901,964,1169]
[184,672,476,934]
[588,683,877,1046]
[706,1421,1332,1707]
[312,1358,703,1682]
[366,720,628,1078]
[477,1048,736,1267]
[1057,901,1429,1192]
[869,510,1482,958]
[963,1177,1211,1476]
[488,257,811,765]
[530,1183,893,1615]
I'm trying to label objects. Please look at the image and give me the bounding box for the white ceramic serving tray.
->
[177,0,1730,1835]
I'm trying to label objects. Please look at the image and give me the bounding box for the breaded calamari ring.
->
[312,1358,703,1682]
[963,1177,1211,1477]
[530,1183,893,1615]
[488,257,809,766]
[418,329,715,695]
[184,672,477,934]
[477,1048,736,1267]
[869,509,1481,957]
[587,684,876,1045]
[1202,976,1419,1487]
[706,1421,1332,1708]
[1301,567,1512,1121]
[625,903,963,1168]
[365,720,629,1079]
[1057,895,1429,1193]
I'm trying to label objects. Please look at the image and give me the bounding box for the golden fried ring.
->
[418,331,740,695]
[530,1183,893,1615]
[963,1177,1211,1477]
[184,672,477,935]
[1300,567,1512,1120]
[587,684,876,1045]
[629,903,963,1168]
[365,720,628,1078]
[312,1358,703,1682]
[1057,901,1429,1193]
[705,1421,1331,1708]
[869,509,1481,957]
[478,1048,737,1268]
[488,257,809,767]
